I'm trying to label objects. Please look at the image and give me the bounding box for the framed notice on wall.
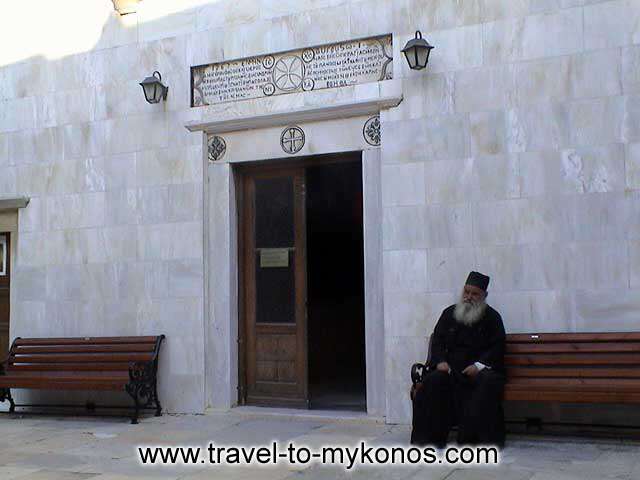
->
[0,235,5,276]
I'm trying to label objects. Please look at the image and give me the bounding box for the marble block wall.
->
[1,0,639,422]
[381,0,640,424]
[0,0,205,413]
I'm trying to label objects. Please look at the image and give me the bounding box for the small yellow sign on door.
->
[259,248,289,268]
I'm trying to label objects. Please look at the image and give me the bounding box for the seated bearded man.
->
[410,271,506,447]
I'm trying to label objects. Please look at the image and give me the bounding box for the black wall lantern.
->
[402,31,434,71]
[139,71,169,104]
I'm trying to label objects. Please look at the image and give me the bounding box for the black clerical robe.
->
[411,304,506,447]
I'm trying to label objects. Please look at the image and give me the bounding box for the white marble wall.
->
[1,0,638,422]
[0,1,205,413]
[380,0,640,424]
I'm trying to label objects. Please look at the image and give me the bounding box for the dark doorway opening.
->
[0,233,10,362]
[306,157,366,411]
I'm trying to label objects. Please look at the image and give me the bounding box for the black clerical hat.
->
[466,271,490,291]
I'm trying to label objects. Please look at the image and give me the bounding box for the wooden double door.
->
[240,167,309,407]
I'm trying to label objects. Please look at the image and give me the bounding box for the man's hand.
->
[462,364,479,377]
[436,362,450,373]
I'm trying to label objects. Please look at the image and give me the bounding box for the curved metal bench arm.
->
[0,337,18,412]
[410,334,434,385]
[126,335,164,424]
[411,363,426,385]
[0,337,19,374]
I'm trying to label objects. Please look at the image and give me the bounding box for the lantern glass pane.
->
[417,47,429,68]
[142,82,156,103]
[153,84,163,103]
[403,48,417,69]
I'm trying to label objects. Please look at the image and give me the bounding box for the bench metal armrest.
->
[128,361,156,383]
[411,334,434,385]
[1,337,19,376]
[0,355,11,376]
[149,335,165,363]
[411,363,427,385]
[128,335,164,383]
[126,359,161,422]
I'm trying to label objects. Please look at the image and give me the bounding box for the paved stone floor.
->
[0,409,638,479]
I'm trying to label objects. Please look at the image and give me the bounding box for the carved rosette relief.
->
[363,115,381,146]
[208,135,227,162]
[273,55,305,92]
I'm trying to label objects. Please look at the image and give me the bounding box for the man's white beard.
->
[454,300,487,326]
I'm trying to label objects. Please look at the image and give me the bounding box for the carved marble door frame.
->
[187,93,402,419]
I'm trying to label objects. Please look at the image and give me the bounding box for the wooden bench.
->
[503,332,640,405]
[0,335,165,424]
[412,332,640,429]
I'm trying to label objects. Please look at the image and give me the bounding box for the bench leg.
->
[0,388,16,413]
[131,396,140,425]
[153,382,162,417]
[126,361,161,424]
[525,417,543,432]
[0,388,14,413]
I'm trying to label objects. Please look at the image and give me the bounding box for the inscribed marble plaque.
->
[191,35,393,107]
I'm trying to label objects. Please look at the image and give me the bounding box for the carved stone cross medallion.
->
[280,126,305,154]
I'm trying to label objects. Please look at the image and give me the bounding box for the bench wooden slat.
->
[7,363,133,372]
[505,353,640,366]
[506,378,640,391]
[506,332,640,343]
[503,390,640,404]
[507,367,640,379]
[13,344,156,354]
[14,337,158,346]
[0,378,129,390]
[0,371,129,379]
[506,342,640,354]
[9,353,154,364]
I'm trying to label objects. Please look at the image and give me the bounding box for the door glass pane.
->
[255,177,294,248]
[256,252,295,324]
[254,177,296,324]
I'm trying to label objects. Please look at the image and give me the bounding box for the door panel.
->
[0,233,10,361]
[243,169,308,407]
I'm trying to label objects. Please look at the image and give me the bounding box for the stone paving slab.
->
[0,411,637,480]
